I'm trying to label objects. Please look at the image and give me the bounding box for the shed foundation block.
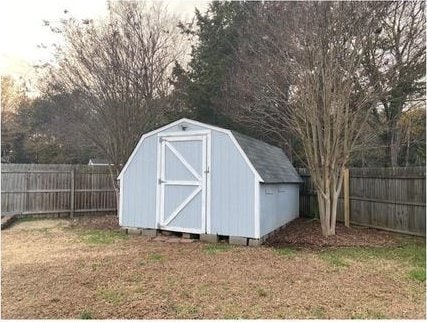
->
[141,229,157,237]
[126,228,141,236]
[200,234,218,243]
[229,236,248,246]
[248,238,262,247]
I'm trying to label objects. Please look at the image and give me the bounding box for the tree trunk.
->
[317,193,336,237]
[316,176,343,237]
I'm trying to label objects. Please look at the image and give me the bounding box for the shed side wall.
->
[260,183,299,237]
[121,135,157,228]
[210,131,256,238]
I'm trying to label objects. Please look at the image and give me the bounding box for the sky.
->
[0,0,210,82]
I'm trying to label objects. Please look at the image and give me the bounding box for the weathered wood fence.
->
[1,164,117,217]
[299,167,426,236]
[2,164,425,236]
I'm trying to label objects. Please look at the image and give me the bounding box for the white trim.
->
[164,141,201,181]
[158,225,204,234]
[159,130,211,137]
[254,180,260,238]
[160,140,166,225]
[162,186,202,226]
[162,136,204,142]
[118,118,264,182]
[157,132,208,233]
[118,177,123,225]
[206,132,212,234]
[155,136,162,228]
[163,181,200,186]
[201,135,207,234]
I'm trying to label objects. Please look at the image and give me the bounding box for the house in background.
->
[88,158,110,166]
[118,118,302,245]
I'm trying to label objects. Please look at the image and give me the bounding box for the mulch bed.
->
[69,215,120,231]
[67,215,411,249]
[265,218,401,248]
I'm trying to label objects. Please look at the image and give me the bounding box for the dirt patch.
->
[1,216,425,319]
[10,219,70,232]
[265,218,405,248]
[68,215,120,231]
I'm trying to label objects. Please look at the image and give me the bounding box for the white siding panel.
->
[259,183,299,237]
[121,135,157,228]
[210,131,256,238]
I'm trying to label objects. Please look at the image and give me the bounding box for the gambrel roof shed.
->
[118,118,301,242]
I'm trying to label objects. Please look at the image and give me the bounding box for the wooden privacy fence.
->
[1,164,117,217]
[299,167,426,236]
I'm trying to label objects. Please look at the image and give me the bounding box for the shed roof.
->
[232,131,302,184]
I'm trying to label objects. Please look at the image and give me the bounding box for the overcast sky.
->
[0,0,210,81]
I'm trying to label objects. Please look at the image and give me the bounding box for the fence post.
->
[24,172,30,215]
[343,167,350,227]
[70,168,75,218]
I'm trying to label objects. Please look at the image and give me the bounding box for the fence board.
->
[298,167,426,236]
[1,164,117,217]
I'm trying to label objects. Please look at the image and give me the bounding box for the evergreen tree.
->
[174,1,250,127]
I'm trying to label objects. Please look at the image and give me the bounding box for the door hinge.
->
[158,178,164,184]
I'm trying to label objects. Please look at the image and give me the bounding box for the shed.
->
[118,118,302,243]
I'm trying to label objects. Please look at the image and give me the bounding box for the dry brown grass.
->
[1,216,425,319]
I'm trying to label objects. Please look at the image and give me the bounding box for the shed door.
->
[158,135,208,233]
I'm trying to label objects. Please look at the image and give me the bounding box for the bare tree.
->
[1,75,30,162]
[363,1,426,166]
[44,1,188,188]
[226,2,384,236]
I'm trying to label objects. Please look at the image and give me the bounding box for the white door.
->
[157,134,208,233]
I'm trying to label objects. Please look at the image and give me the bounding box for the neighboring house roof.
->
[232,131,302,184]
[88,158,110,166]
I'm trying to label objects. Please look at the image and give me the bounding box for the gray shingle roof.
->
[231,131,302,184]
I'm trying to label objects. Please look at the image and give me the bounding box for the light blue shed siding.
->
[259,183,299,236]
[121,135,157,228]
[120,123,257,238]
[210,131,255,238]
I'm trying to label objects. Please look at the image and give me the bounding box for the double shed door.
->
[158,133,209,234]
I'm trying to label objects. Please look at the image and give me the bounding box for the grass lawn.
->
[1,216,425,319]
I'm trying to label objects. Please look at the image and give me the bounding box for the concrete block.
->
[182,233,192,239]
[141,229,157,237]
[126,228,141,235]
[200,234,218,243]
[248,238,262,247]
[229,236,248,246]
